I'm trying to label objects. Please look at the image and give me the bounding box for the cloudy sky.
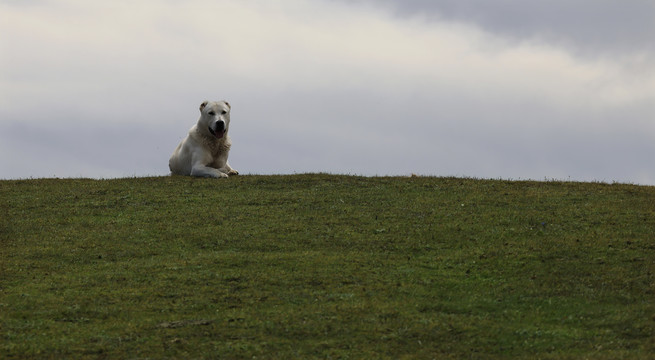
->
[1,0,654,184]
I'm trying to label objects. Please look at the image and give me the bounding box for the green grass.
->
[1,174,654,359]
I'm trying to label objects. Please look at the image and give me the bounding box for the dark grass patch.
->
[1,174,654,358]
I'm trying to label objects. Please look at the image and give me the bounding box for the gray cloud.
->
[1,0,654,185]
[342,0,655,56]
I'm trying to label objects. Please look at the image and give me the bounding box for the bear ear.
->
[224,101,231,109]
[199,100,209,112]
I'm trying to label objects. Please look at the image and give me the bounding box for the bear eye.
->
[221,110,227,115]
[208,111,216,116]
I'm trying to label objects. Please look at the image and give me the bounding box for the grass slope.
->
[1,174,654,359]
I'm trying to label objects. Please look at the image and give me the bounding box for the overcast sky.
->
[1,0,654,184]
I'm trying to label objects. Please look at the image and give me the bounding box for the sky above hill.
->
[1,0,654,184]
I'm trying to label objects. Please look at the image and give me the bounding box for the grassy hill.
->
[1,174,654,359]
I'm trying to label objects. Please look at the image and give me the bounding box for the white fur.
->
[169,100,238,178]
